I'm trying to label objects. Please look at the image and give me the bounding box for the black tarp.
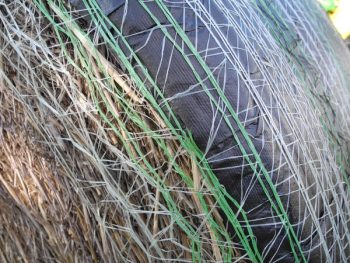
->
[69,1,350,262]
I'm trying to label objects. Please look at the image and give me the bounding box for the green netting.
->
[4,0,350,262]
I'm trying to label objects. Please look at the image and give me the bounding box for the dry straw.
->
[0,0,241,262]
